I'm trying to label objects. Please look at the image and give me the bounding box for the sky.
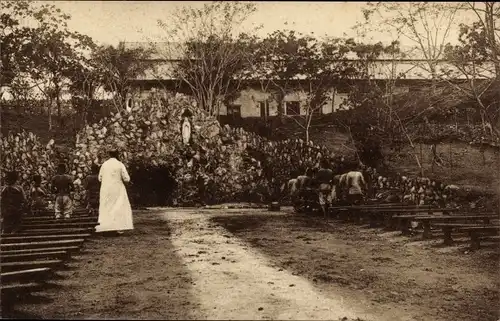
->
[42,1,377,45]
[32,1,477,49]
[1,1,478,100]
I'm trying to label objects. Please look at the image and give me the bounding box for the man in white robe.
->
[97,150,134,234]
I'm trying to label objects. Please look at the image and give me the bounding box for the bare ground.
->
[6,208,500,321]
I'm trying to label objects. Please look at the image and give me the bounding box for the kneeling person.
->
[345,170,366,205]
[315,160,334,219]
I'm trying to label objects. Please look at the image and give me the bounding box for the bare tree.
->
[440,2,500,139]
[156,1,259,116]
[352,2,476,172]
[358,2,465,90]
[341,41,436,174]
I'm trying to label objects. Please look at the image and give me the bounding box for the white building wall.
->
[129,84,409,117]
[231,88,268,117]
[333,92,350,111]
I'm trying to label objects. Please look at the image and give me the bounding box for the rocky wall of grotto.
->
[3,92,491,209]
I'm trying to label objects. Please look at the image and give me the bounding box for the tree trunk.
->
[419,143,423,171]
[412,151,424,177]
[431,143,443,167]
[484,3,500,78]
[484,3,500,133]
[276,90,285,119]
[48,98,53,132]
[449,143,453,173]
[55,83,62,126]
[121,94,128,112]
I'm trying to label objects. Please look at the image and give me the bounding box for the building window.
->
[311,105,322,115]
[227,104,242,119]
[285,101,300,116]
[259,101,270,119]
[409,85,424,93]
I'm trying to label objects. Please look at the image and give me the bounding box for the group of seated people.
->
[0,163,101,234]
[368,171,462,208]
[283,159,464,217]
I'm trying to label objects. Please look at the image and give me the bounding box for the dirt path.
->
[163,209,375,320]
[6,208,498,321]
[212,209,499,321]
[6,210,198,320]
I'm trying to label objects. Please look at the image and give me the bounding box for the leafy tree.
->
[256,30,362,141]
[1,0,94,130]
[67,55,105,126]
[92,43,154,112]
[1,0,71,87]
[29,29,94,128]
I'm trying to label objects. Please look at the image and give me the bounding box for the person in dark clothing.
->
[31,174,48,215]
[296,168,314,212]
[1,171,27,233]
[314,159,335,219]
[84,164,101,216]
[51,163,74,219]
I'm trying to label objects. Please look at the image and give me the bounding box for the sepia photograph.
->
[0,1,499,320]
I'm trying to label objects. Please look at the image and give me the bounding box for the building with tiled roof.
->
[123,41,492,118]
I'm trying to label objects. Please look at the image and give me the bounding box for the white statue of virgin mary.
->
[181,109,193,145]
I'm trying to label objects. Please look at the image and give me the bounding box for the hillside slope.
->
[306,127,499,195]
[1,109,79,146]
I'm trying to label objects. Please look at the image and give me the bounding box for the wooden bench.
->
[1,259,64,273]
[362,207,455,231]
[1,246,81,255]
[2,250,71,263]
[329,204,429,222]
[458,226,500,250]
[1,282,45,302]
[1,233,92,244]
[23,214,95,220]
[330,202,407,210]
[1,208,97,306]
[432,223,498,245]
[403,214,498,239]
[1,239,86,251]
[22,217,98,224]
[29,209,89,216]
[14,228,95,235]
[20,222,99,230]
[329,203,420,213]
[1,268,52,283]
[330,204,442,225]
[1,282,44,295]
